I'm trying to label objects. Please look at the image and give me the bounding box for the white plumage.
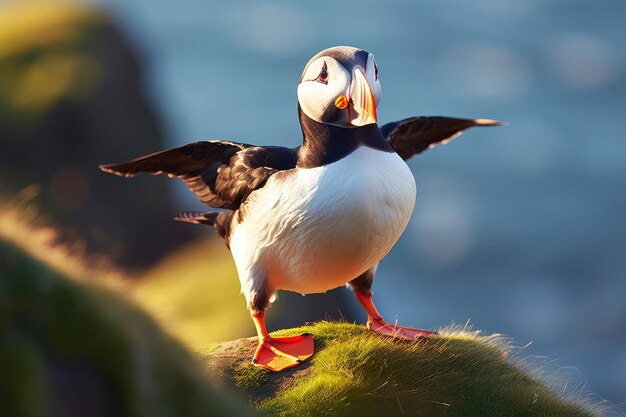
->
[230,145,416,305]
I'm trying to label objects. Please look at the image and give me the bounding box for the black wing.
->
[99,140,297,210]
[380,116,502,160]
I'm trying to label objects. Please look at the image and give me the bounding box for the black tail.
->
[174,211,219,225]
[174,211,234,246]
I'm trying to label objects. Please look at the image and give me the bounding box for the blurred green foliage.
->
[0,205,249,417]
[0,2,103,127]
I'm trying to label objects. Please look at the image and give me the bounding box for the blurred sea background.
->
[1,0,625,409]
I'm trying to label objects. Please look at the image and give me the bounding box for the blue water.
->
[102,0,626,404]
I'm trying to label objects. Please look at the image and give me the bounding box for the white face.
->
[297,53,381,127]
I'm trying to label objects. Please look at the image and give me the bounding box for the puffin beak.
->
[348,67,377,126]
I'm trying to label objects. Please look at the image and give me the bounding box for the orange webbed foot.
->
[252,333,314,372]
[368,318,437,340]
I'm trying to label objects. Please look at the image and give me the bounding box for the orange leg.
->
[353,290,436,340]
[250,311,314,372]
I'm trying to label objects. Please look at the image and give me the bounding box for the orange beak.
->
[348,67,377,126]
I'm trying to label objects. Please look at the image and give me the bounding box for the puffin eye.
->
[317,61,328,84]
[374,62,379,81]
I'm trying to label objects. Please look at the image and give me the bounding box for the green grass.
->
[216,322,597,417]
[0,203,249,417]
[235,365,271,392]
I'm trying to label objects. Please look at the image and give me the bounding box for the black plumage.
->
[174,210,236,246]
[295,110,393,168]
[100,140,297,211]
[380,116,502,160]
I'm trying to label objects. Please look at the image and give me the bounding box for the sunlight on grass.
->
[0,192,125,287]
[134,238,254,348]
[0,194,252,350]
[223,322,599,417]
[0,199,247,416]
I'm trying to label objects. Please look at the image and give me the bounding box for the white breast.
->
[230,145,416,298]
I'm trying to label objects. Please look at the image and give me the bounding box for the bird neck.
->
[296,107,393,168]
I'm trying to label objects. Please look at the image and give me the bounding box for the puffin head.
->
[297,46,381,128]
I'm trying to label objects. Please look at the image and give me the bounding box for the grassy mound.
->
[207,322,596,417]
[0,205,248,417]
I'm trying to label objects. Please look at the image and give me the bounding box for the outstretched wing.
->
[380,116,502,160]
[100,140,297,210]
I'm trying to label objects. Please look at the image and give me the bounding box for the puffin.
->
[100,46,500,372]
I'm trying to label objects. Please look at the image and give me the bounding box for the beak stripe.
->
[349,68,377,126]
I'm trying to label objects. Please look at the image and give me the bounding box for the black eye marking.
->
[374,62,379,81]
[316,61,328,84]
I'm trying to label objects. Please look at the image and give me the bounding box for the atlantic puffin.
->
[100,46,500,372]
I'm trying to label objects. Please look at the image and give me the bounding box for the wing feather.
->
[381,117,502,160]
[100,140,297,210]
